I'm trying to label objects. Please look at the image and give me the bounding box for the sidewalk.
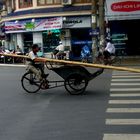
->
[121,57,140,66]
[0,57,139,67]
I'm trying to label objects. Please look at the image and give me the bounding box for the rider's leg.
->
[27,65,42,81]
[103,51,111,65]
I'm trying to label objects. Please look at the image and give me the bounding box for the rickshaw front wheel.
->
[21,72,41,93]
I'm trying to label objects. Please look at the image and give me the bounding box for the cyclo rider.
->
[103,38,115,64]
[52,41,65,59]
[26,44,49,82]
[81,43,91,62]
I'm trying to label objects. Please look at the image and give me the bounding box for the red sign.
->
[111,1,140,12]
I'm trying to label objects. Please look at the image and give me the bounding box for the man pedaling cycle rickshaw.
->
[26,44,49,88]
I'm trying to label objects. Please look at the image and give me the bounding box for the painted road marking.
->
[106,108,140,113]
[112,75,140,78]
[111,83,140,86]
[103,134,140,140]
[110,88,140,92]
[110,93,140,97]
[106,119,140,125]
[112,79,140,82]
[109,100,140,104]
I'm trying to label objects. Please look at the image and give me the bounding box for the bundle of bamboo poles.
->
[0,53,140,73]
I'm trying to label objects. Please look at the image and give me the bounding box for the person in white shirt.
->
[55,41,65,59]
[27,44,48,81]
[103,38,115,59]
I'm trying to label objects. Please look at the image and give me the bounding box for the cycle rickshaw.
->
[0,53,140,95]
[21,62,104,95]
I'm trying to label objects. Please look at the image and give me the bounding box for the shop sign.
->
[106,0,140,19]
[63,16,91,28]
[89,28,99,36]
[5,17,62,33]
[111,1,140,12]
[71,40,92,45]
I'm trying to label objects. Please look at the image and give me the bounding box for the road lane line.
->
[103,134,140,140]
[106,108,140,113]
[112,75,140,78]
[106,119,140,125]
[112,79,140,82]
[112,73,140,76]
[111,83,140,86]
[113,71,140,74]
[110,93,140,97]
[110,88,140,92]
[109,100,140,104]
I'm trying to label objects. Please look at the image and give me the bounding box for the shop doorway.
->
[70,28,92,60]
[23,32,33,53]
[110,19,140,56]
[42,30,61,53]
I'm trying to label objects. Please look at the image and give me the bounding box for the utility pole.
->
[98,0,105,48]
[91,0,98,62]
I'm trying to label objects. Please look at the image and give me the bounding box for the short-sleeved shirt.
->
[105,42,115,54]
[56,44,64,52]
[27,51,37,65]
[28,51,37,60]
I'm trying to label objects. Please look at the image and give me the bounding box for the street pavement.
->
[0,64,140,140]
[121,57,140,66]
[103,69,140,140]
[0,66,111,140]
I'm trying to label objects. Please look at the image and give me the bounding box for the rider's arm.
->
[28,51,46,62]
[28,51,36,61]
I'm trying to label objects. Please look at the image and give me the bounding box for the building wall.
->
[2,0,93,58]
[17,34,23,51]
[33,32,43,50]
[14,0,91,11]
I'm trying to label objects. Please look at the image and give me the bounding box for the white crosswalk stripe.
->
[103,134,140,140]
[107,108,140,113]
[110,88,140,92]
[112,75,140,78]
[110,93,140,97]
[109,100,140,104]
[111,83,140,86]
[106,119,140,125]
[112,79,140,81]
[103,69,140,140]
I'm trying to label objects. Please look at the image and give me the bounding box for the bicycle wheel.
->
[21,72,41,93]
[64,73,88,95]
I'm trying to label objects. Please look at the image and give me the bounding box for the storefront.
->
[63,16,92,60]
[4,15,92,58]
[4,17,63,54]
[105,0,140,55]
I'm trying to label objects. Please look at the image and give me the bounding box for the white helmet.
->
[59,41,62,44]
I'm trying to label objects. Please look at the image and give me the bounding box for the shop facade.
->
[63,16,92,60]
[4,17,63,54]
[105,0,140,56]
[4,15,92,58]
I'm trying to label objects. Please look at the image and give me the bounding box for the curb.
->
[0,63,139,68]
[0,64,26,67]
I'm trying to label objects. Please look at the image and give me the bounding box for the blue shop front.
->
[63,16,92,61]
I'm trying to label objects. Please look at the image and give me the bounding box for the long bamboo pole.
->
[0,53,140,73]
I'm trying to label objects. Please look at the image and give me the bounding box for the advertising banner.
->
[5,17,63,33]
[106,0,140,20]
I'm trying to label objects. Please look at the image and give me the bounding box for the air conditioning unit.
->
[62,0,72,6]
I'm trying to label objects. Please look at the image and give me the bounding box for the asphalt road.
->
[0,66,112,140]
